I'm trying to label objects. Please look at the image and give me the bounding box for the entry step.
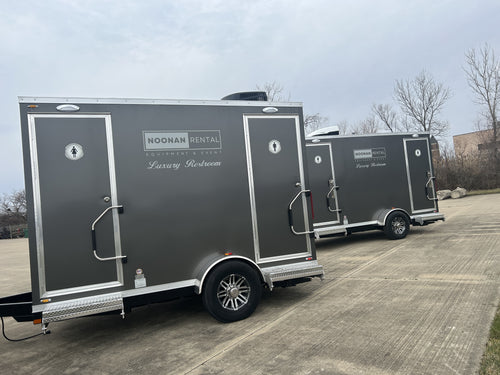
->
[261,261,324,289]
[42,293,123,324]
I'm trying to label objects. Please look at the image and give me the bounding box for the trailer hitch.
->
[91,205,127,263]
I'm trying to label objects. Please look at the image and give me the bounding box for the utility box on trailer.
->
[305,132,444,239]
[1,95,323,330]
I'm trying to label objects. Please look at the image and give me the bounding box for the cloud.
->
[0,0,499,191]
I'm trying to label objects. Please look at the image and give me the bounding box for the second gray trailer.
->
[306,132,444,239]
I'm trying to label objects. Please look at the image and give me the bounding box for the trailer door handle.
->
[425,174,438,201]
[326,180,341,213]
[288,190,314,235]
[91,205,127,263]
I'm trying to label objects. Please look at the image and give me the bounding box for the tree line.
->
[0,189,27,239]
[260,43,499,190]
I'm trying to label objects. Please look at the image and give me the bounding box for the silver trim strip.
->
[19,96,301,107]
[27,114,46,297]
[197,255,265,294]
[347,220,379,228]
[315,220,379,230]
[257,253,312,265]
[121,279,198,298]
[314,220,340,227]
[40,281,123,300]
[293,116,313,255]
[105,115,125,286]
[306,132,429,141]
[411,208,438,214]
[381,208,411,226]
[243,116,261,261]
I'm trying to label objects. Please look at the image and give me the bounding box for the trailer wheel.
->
[384,211,410,240]
[202,261,262,323]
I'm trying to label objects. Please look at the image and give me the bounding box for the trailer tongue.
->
[1,94,323,335]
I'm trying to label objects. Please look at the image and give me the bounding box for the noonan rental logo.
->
[353,147,387,169]
[353,147,386,161]
[143,130,222,151]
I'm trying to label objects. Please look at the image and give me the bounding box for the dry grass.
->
[480,305,500,375]
[468,189,500,196]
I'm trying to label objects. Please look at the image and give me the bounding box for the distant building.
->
[453,129,498,156]
[430,136,440,162]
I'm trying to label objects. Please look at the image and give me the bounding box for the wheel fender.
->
[193,255,264,295]
[374,208,411,226]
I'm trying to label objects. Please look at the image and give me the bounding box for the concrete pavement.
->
[0,194,499,374]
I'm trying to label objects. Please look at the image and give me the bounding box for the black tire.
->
[384,211,410,240]
[202,261,262,323]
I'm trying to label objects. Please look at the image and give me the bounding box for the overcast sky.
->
[1,0,499,193]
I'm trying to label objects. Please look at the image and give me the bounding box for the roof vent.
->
[307,126,340,137]
[221,91,268,101]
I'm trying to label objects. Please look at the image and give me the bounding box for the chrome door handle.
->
[91,205,127,263]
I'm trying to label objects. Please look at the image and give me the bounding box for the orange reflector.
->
[41,299,50,303]
[33,319,42,325]
[224,252,233,256]
[28,105,38,108]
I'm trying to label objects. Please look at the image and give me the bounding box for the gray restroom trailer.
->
[306,132,444,239]
[0,96,323,332]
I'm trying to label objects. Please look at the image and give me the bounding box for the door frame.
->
[28,113,124,299]
[306,142,341,227]
[403,137,438,214]
[243,114,312,264]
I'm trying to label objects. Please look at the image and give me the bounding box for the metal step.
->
[42,293,123,324]
[314,225,347,238]
[261,261,324,289]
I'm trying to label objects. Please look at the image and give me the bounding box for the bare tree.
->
[372,103,398,132]
[394,70,451,138]
[0,190,27,239]
[398,114,416,133]
[256,82,332,135]
[0,190,27,219]
[464,43,499,186]
[373,103,419,133]
[304,113,330,134]
[256,81,291,102]
[350,115,379,135]
[335,120,351,135]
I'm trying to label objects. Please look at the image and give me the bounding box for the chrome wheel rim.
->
[392,217,407,235]
[217,273,251,311]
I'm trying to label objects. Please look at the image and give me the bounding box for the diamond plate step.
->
[42,293,123,323]
[261,261,324,289]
